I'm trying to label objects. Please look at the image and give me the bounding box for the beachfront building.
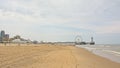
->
[4,34,9,41]
[10,35,32,44]
[0,30,5,42]
[0,30,9,43]
[11,39,27,43]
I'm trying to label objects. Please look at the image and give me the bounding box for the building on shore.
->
[0,30,5,42]
[89,37,95,45]
[4,34,9,41]
[0,30,9,43]
[9,35,32,44]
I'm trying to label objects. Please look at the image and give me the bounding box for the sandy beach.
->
[0,44,120,68]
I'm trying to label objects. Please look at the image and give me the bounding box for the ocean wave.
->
[102,50,120,56]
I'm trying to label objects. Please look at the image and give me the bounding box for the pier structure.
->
[75,35,95,45]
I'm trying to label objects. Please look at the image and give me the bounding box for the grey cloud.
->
[0,0,120,33]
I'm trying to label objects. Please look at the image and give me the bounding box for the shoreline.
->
[0,44,120,68]
[76,45,120,63]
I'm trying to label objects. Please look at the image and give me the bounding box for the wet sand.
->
[0,44,120,68]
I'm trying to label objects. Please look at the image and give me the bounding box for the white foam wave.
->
[102,50,120,56]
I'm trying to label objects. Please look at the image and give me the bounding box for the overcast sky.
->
[0,0,120,44]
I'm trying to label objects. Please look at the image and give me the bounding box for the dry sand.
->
[0,44,120,68]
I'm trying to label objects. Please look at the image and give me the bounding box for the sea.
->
[76,44,120,63]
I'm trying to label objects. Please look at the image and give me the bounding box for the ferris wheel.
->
[75,35,83,44]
